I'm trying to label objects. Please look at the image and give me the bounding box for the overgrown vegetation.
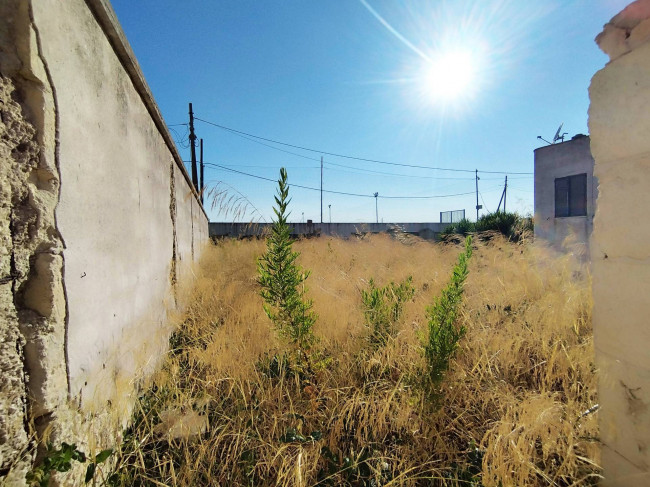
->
[442,212,533,242]
[101,232,598,486]
[97,177,596,486]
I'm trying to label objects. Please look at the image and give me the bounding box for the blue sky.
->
[111,0,627,223]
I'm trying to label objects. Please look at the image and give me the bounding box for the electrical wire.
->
[207,123,323,162]
[479,191,491,213]
[323,161,475,180]
[219,164,320,169]
[194,116,534,175]
[203,162,485,199]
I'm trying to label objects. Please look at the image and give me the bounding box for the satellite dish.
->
[553,123,564,142]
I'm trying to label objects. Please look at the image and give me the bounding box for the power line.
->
[194,116,533,175]
[479,191,491,213]
[219,164,320,169]
[207,121,323,162]
[203,162,483,199]
[324,161,533,181]
[323,161,475,180]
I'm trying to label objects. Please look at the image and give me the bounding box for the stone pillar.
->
[588,1,650,485]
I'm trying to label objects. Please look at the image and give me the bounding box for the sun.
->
[424,49,477,101]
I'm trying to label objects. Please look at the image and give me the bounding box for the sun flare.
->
[423,49,477,101]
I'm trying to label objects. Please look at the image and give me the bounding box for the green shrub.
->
[26,443,113,487]
[423,235,473,396]
[361,276,415,347]
[258,168,317,358]
[443,218,475,237]
[443,212,532,242]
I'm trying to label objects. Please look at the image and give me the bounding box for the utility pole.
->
[374,192,379,223]
[188,103,198,192]
[320,156,323,224]
[496,175,507,213]
[199,138,204,204]
[328,204,331,224]
[475,169,482,220]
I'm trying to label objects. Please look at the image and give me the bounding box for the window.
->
[555,174,587,217]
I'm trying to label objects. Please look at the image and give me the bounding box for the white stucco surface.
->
[589,1,650,484]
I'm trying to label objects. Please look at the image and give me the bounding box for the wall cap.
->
[83,0,207,218]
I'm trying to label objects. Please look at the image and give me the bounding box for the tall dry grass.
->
[113,234,598,486]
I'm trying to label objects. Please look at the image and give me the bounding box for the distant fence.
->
[440,210,466,224]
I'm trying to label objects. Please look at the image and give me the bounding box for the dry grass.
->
[113,234,599,486]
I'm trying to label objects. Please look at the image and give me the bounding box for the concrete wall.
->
[210,221,447,240]
[534,135,598,257]
[588,1,650,485]
[0,0,207,483]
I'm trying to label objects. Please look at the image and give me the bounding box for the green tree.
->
[258,168,317,358]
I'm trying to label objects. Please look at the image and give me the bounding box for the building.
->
[534,134,598,255]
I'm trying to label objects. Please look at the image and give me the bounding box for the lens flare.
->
[358,0,554,119]
[423,49,478,101]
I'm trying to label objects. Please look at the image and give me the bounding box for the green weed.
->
[360,276,415,347]
[423,235,473,397]
[258,168,317,360]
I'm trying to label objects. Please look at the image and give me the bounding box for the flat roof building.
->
[534,134,598,257]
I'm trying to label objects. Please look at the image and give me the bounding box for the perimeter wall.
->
[589,1,650,484]
[0,0,208,483]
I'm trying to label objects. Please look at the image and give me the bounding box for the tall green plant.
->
[258,168,317,356]
[424,236,473,394]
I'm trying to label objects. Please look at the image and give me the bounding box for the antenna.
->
[538,123,568,146]
[552,123,567,143]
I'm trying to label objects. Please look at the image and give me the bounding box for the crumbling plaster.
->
[1,0,67,481]
[589,0,650,485]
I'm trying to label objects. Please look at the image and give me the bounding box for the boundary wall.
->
[0,0,208,483]
[210,222,447,240]
[589,1,650,484]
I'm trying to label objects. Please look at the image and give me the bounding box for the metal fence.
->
[440,209,465,224]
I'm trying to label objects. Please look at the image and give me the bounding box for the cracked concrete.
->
[1,0,67,480]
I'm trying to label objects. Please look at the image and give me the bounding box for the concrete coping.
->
[83,0,207,218]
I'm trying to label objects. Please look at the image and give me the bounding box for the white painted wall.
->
[28,0,208,411]
[0,0,208,481]
[589,1,650,484]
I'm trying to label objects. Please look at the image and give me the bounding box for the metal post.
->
[320,156,323,224]
[199,138,204,204]
[374,192,379,223]
[328,204,331,223]
[504,175,507,213]
[189,103,198,192]
[475,169,481,220]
